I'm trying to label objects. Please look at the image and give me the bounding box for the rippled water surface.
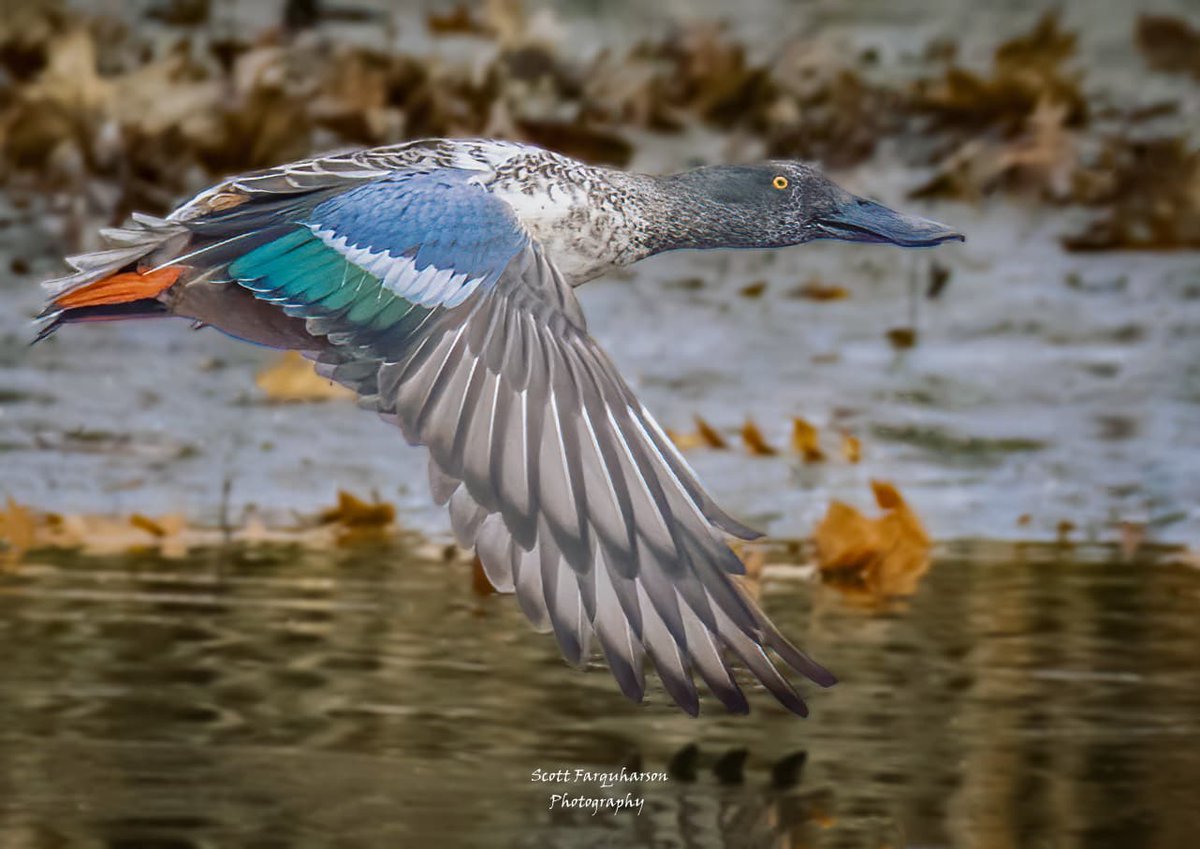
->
[1,542,1197,848]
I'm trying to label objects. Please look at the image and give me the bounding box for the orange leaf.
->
[256,352,355,403]
[791,280,850,301]
[840,432,862,463]
[741,419,777,456]
[813,481,931,603]
[695,416,728,449]
[319,490,395,528]
[790,417,825,461]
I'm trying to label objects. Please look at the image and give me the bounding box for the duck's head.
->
[659,162,963,251]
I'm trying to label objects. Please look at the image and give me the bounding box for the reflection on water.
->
[0,541,1197,848]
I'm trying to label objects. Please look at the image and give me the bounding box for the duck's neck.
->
[610,172,776,259]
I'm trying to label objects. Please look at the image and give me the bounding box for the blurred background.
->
[0,1,1198,847]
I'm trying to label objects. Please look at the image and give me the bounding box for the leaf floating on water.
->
[667,416,728,451]
[129,512,183,538]
[840,432,862,464]
[471,555,498,596]
[741,420,778,456]
[886,328,918,350]
[319,490,396,529]
[926,262,952,299]
[665,427,704,451]
[790,417,825,462]
[695,416,728,449]
[256,352,355,403]
[0,498,37,565]
[813,480,931,604]
[789,280,849,301]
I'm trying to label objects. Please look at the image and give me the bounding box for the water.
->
[1,542,1197,848]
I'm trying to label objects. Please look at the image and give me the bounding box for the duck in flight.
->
[38,138,962,716]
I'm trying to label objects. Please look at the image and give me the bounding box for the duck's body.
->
[39,138,961,716]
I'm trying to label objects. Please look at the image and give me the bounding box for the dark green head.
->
[655,162,963,252]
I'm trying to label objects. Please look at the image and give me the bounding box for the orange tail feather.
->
[54,266,184,309]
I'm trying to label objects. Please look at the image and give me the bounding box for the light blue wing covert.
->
[226,168,528,348]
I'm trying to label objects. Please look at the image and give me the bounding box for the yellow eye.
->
[772,175,789,190]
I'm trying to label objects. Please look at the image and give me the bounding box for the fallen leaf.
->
[471,555,497,595]
[668,416,728,450]
[0,498,37,565]
[319,490,396,529]
[695,416,728,449]
[886,328,918,350]
[1064,137,1200,250]
[730,542,767,601]
[1137,15,1200,80]
[427,4,490,36]
[840,432,862,463]
[666,428,705,451]
[789,280,849,301]
[813,480,931,604]
[741,419,778,456]
[926,262,952,299]
[256,351,355,403]
[739,280,768,298]
[790,417,825,462]
[910,12,1086,136]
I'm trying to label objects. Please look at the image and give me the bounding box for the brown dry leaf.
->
[694,416,728,449]
[666,416,728,451]
[0,498,38,565]
[840,432,862,464]
[790,417,825,462]
[1137,15,1200,79]
[910,12,1086,135]
[813,480,931,604]
[739,281,768,298]
[1064,137,1200,250]
[912,98,1077,200]
[309,49,402,143]
[666,428,705,451]
[256,352,354,403]
[730,541,767,601]
[766,39,900,167]
[319,490,395,529]
[471,555,497,596]
[427,4,490,36]
[886,328,918,350]
[741,419,778,456]
[790,280,849,301]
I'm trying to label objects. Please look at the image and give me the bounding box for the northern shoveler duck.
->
[38,138,962,716]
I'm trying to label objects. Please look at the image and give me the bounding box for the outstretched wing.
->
[222,166,835,715]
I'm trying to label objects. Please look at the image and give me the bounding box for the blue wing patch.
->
[304,169,528,308]
[228,167,529,350]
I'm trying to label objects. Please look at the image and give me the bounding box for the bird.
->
[36,138,962,717]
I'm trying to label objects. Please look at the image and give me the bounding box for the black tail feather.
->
[33,298,169,344]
